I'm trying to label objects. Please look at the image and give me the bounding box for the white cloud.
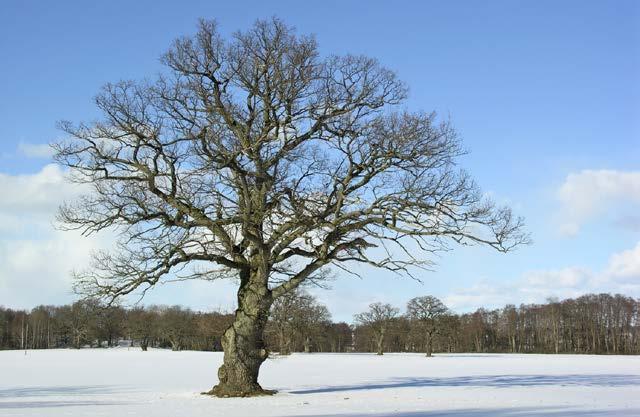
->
[0,165,108,308]
[602,241,640,284]
[522,267,590,288]
[0,164,238,311]
[0,233,98,307]
[444,242,640,311]
[0,164,79,216]
[556,169,640,236]
[443,282,514,311]
[17,142,54,159]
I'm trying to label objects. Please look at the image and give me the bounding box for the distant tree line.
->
[0,293,637,355]
[0,302,233,351]
[353,293,639,355]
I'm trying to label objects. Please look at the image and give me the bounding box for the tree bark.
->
[207,272,275,397]
[376,330,385,355]
[278,328,290,355]
[304,336,311,353]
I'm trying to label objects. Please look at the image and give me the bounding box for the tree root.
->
[202,385,277,398]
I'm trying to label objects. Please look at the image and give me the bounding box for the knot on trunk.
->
[258,348,268,360]
[217,364,227,383]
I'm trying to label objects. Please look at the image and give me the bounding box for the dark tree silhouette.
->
[354,302,399,355]
[1,294,637,355]
[407,295,449,357]
[53,18,527,396]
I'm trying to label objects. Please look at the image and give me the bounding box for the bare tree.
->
[437,313,461,353]
[544,297,562,354]
[354,302,399,355]
[127,307,158,351]
[294,296,331,353]
[53,18,527,396]
[326,322,352,352]
[94,305,125,347]
[407,296,449,357]
[500,304,518,353]
[192,311,234,351]
[269,290,303,355]
[157,306,194,351]
[269,290,331,354]
[3,293,638,354]
[59,300,98,349]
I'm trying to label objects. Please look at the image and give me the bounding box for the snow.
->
[1,349,639,416]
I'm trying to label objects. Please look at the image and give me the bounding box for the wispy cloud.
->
[0,164,237,310]
[17,142,54,159]
[0,164,77,217]
[0,165,109,308]
[556,169,640,236]
[444,241,640,311]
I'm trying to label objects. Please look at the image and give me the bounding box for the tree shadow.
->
[0,385,133,409]
[290,374,640,394]
[302,407,640,417]
[0,400,129,409]
[0,385,116,398]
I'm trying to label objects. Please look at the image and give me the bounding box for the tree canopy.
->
[53,18,528,396]
[54,18,528,303]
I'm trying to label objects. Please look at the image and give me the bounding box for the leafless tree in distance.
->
[53,18,528,396]
[354,302,400,355]
[127,306,158,351]
[270,290,330,354]
[407,295,449,357]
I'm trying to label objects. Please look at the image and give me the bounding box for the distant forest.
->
[1,293,637,355]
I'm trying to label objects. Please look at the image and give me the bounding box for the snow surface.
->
[0,349,639,416]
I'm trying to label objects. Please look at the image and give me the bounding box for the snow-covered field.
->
[0,349,638,416]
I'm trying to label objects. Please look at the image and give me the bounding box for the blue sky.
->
[0,0,638,321]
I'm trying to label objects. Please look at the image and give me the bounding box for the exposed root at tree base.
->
[201,386,277,398]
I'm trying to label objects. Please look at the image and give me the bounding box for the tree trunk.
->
[278,328,290,355]
[425,332,433,357]
[304,336,311,353]
[170,339,180,351]
[376,330,385,355]
[207,273,275,397]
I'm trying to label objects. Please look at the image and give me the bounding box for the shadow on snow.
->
[0,400,130,409]
[290,374,640,394]
[302,407,640,417]
[0,385,132,409]
[0,385,117,398]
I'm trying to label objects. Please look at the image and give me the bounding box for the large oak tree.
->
[407,295,449,357]
[54,18,528,397]
[354,302,399,355]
